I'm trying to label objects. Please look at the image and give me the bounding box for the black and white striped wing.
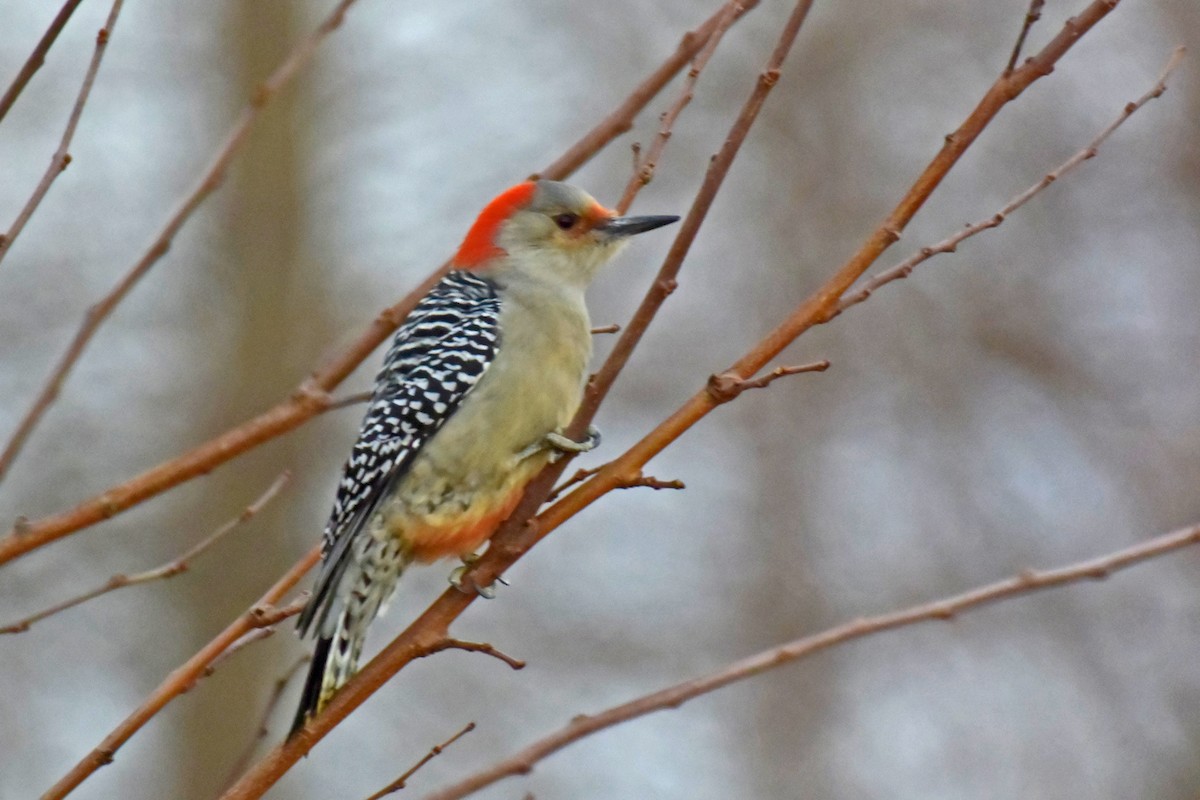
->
[298,271,501,636]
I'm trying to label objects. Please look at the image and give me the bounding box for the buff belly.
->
[383,454,547,563]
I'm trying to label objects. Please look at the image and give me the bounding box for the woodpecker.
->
[290,180,677,734]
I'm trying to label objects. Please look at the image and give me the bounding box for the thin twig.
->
[1005,0,1046,77]
[222,655,312,792]
[40,547,320,800]
[706,360,830,404]
[201,596,309,678]
[614,473,685,492]
[589,323,621,335]
[0,0,87,125]
[434,639,526,671]
[365,722,477,800]
[836,45,1185,314]
[0,0,125,266]
[0,471,291,635]
[547,465,605,503]
[0,0,759,567]
[423,521,1200,800]
[614,0,746,213]
[327,390,374,411]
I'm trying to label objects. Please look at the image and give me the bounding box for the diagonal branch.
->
[0,470,290,635]
[366,722,477,800]
[0,0,125,267]
[0,0,759,567]
[422,521,1200,800]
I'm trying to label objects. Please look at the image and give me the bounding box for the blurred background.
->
[2,1,1199,798]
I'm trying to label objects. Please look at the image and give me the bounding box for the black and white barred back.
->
[291,271,501,733]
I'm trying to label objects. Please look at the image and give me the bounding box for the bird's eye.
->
[554,213,579,230]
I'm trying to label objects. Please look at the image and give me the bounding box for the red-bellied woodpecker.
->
[290,180,677,734]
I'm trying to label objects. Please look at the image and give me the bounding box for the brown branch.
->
[589,323,621,335]
[706,360,830,404]
[837,45,1185,315]
[0,0,87,125]
[422,521,1200,800]
[0,0,757,568]
[0,0,125,267]
[0,471,291,635]
[1005,0,1046,77]
[218,3,817,797]
[434,639,527,671]
[222,655,312,792]
[614,0,747,213]
[614,473,686,492]
[546,465,604,503]
[40,546,320,800]
[365,722,477,800]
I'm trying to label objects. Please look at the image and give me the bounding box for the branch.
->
[433,639,527,671]
[40,547,319,800]
[706,360,830,404]
[0,0,125,267]
[0,0,87,124]
[202,596,310,678]
[0,471,291,635]
[365,722,477,800]
[0,0,757,567]
[422,521,1200,800]
[836,45,1186,315]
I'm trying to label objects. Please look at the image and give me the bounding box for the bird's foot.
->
[542,426,601,461]
[448,562,508,600]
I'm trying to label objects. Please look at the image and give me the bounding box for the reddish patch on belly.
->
[401,486,526,563]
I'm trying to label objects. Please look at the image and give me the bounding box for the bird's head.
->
[452,180,678,289]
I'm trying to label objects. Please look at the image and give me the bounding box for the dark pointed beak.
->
[595,214,680,238]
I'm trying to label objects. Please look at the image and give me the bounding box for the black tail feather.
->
[289,635,332,739]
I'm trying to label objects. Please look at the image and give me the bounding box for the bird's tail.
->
[289,544,410,738]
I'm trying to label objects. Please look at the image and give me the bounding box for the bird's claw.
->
[448,563,505,599]
[543,425,601,460]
